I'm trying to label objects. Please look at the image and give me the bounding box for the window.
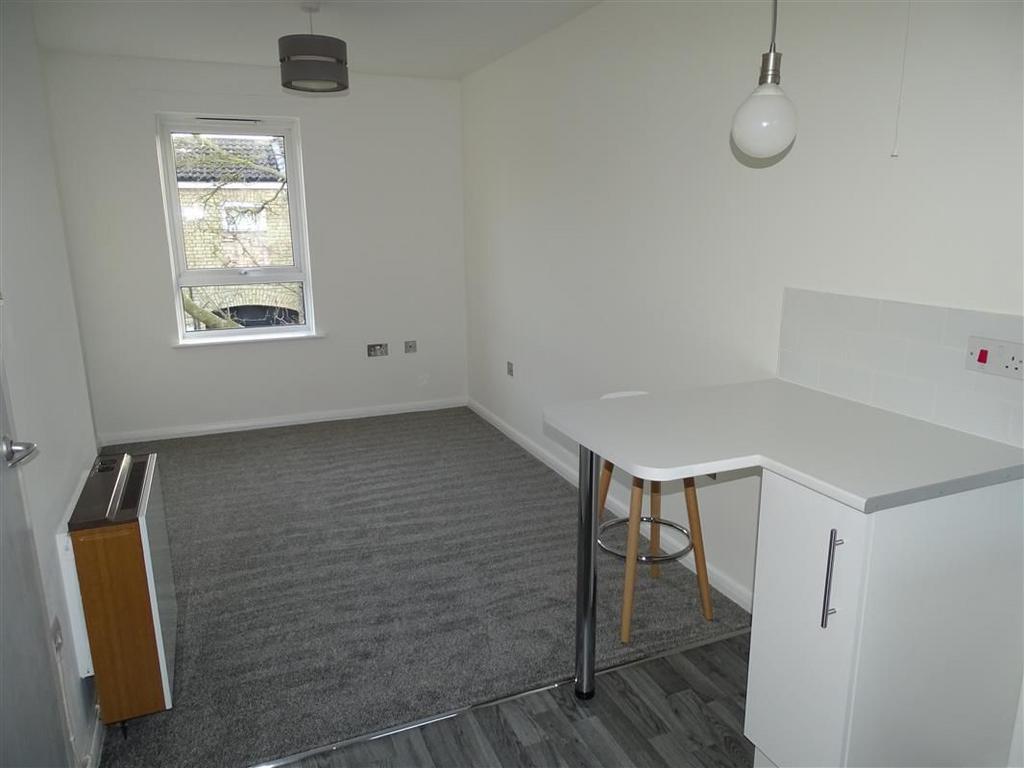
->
[157,115,315,341]
[221,202,268,233]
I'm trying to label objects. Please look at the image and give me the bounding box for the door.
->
[743,470,870,768]
[0,371,69,767]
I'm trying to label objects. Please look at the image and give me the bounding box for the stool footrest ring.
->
[597,517,693,563]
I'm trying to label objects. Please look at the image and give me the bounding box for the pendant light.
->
[279,2,348,93]
[731,0,797,159]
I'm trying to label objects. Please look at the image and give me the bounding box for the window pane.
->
[180,283,305,333]
[171,133,295,270]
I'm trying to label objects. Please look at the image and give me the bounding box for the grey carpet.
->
[100,407,750,768]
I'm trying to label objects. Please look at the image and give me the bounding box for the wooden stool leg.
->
[684,476,714,621]
[649,480,662,578]
[597,459,614,524]
[621,476,645,644]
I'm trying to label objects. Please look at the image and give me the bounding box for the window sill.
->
[173,330,324,348]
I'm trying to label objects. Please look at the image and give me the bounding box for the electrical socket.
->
[404,340,417,353]
[965,336,1024,380]
[507,361,514,377]
[367,343,389,357]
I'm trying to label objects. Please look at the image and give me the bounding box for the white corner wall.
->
[1,2,100,761]
[462,0,1023,608]
[43,52,467,444]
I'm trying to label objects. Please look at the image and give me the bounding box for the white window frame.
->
[156,113,317,344]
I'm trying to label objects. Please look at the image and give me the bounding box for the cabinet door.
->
[744,470,870,767]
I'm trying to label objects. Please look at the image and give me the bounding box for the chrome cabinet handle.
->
[820,528,844,629]
[2,435,38,468]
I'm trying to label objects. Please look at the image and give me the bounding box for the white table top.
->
[543,378,1024,512]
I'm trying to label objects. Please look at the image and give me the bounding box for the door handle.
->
[820,528,844,629]
[2,435,38,467]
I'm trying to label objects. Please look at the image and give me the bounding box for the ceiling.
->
[31,0,598,80]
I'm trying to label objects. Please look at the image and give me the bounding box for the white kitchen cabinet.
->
[745,470,870,766]
[745,470,1023,768]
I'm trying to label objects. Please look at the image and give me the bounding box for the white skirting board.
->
[467,398,754,613]
[97,396,469,445]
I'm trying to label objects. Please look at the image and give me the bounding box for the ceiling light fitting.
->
[279,2,349,93]
[731,0,797,159]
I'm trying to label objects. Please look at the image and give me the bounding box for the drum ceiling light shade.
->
[731,0,797,159]
[279,33,348,92]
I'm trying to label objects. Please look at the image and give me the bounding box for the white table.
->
[543,378,1024,765]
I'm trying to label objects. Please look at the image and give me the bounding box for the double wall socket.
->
[507,361,514,377]
[965,336,1023,380]
[368,342,417,356]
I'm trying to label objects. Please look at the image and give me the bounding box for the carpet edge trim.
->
[247,629,752,768]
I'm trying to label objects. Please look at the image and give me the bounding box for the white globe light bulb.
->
[731,84,798,159]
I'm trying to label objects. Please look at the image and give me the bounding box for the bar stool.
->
[595,391,714,644]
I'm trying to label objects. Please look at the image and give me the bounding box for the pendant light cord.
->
[308,11,314,35]
[769,0,778,52]
[890,1,912,158]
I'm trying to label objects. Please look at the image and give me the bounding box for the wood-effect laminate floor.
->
[287,633,754,768]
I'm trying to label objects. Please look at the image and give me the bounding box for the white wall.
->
[43,52,468,444]
[1,2,101,761]
[462,0,1023,608]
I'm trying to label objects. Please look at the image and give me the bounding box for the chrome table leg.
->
[575,445,599,699]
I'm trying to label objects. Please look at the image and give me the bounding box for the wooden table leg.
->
[649,480,662,578]
[598,459,614,524]
[621,477,645,643]
[684,476,714,621]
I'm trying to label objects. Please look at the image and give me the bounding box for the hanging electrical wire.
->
[890,1,913,158]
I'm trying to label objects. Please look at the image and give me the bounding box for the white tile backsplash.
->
[943,308,1024,348]
[846,330,907,375]
[819,360,872,402]
[778,313,801,352]
[933,386,1013,444]
[800,323,844,360]
[878,300,948,343]
[778,348,819,389]
[1007,404,1023,447]
[904,342,962,383]
[781,288,829,325]
[974,368,1024,403]
[872,372,937,421]
[822,292,881,334]
[778,288,1024,447]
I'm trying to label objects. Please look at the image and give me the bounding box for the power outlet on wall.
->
[507,361,514,377]
[367,343,389,357]
[965,336,1023,380]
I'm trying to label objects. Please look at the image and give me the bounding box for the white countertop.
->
[543,378,1024,512]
